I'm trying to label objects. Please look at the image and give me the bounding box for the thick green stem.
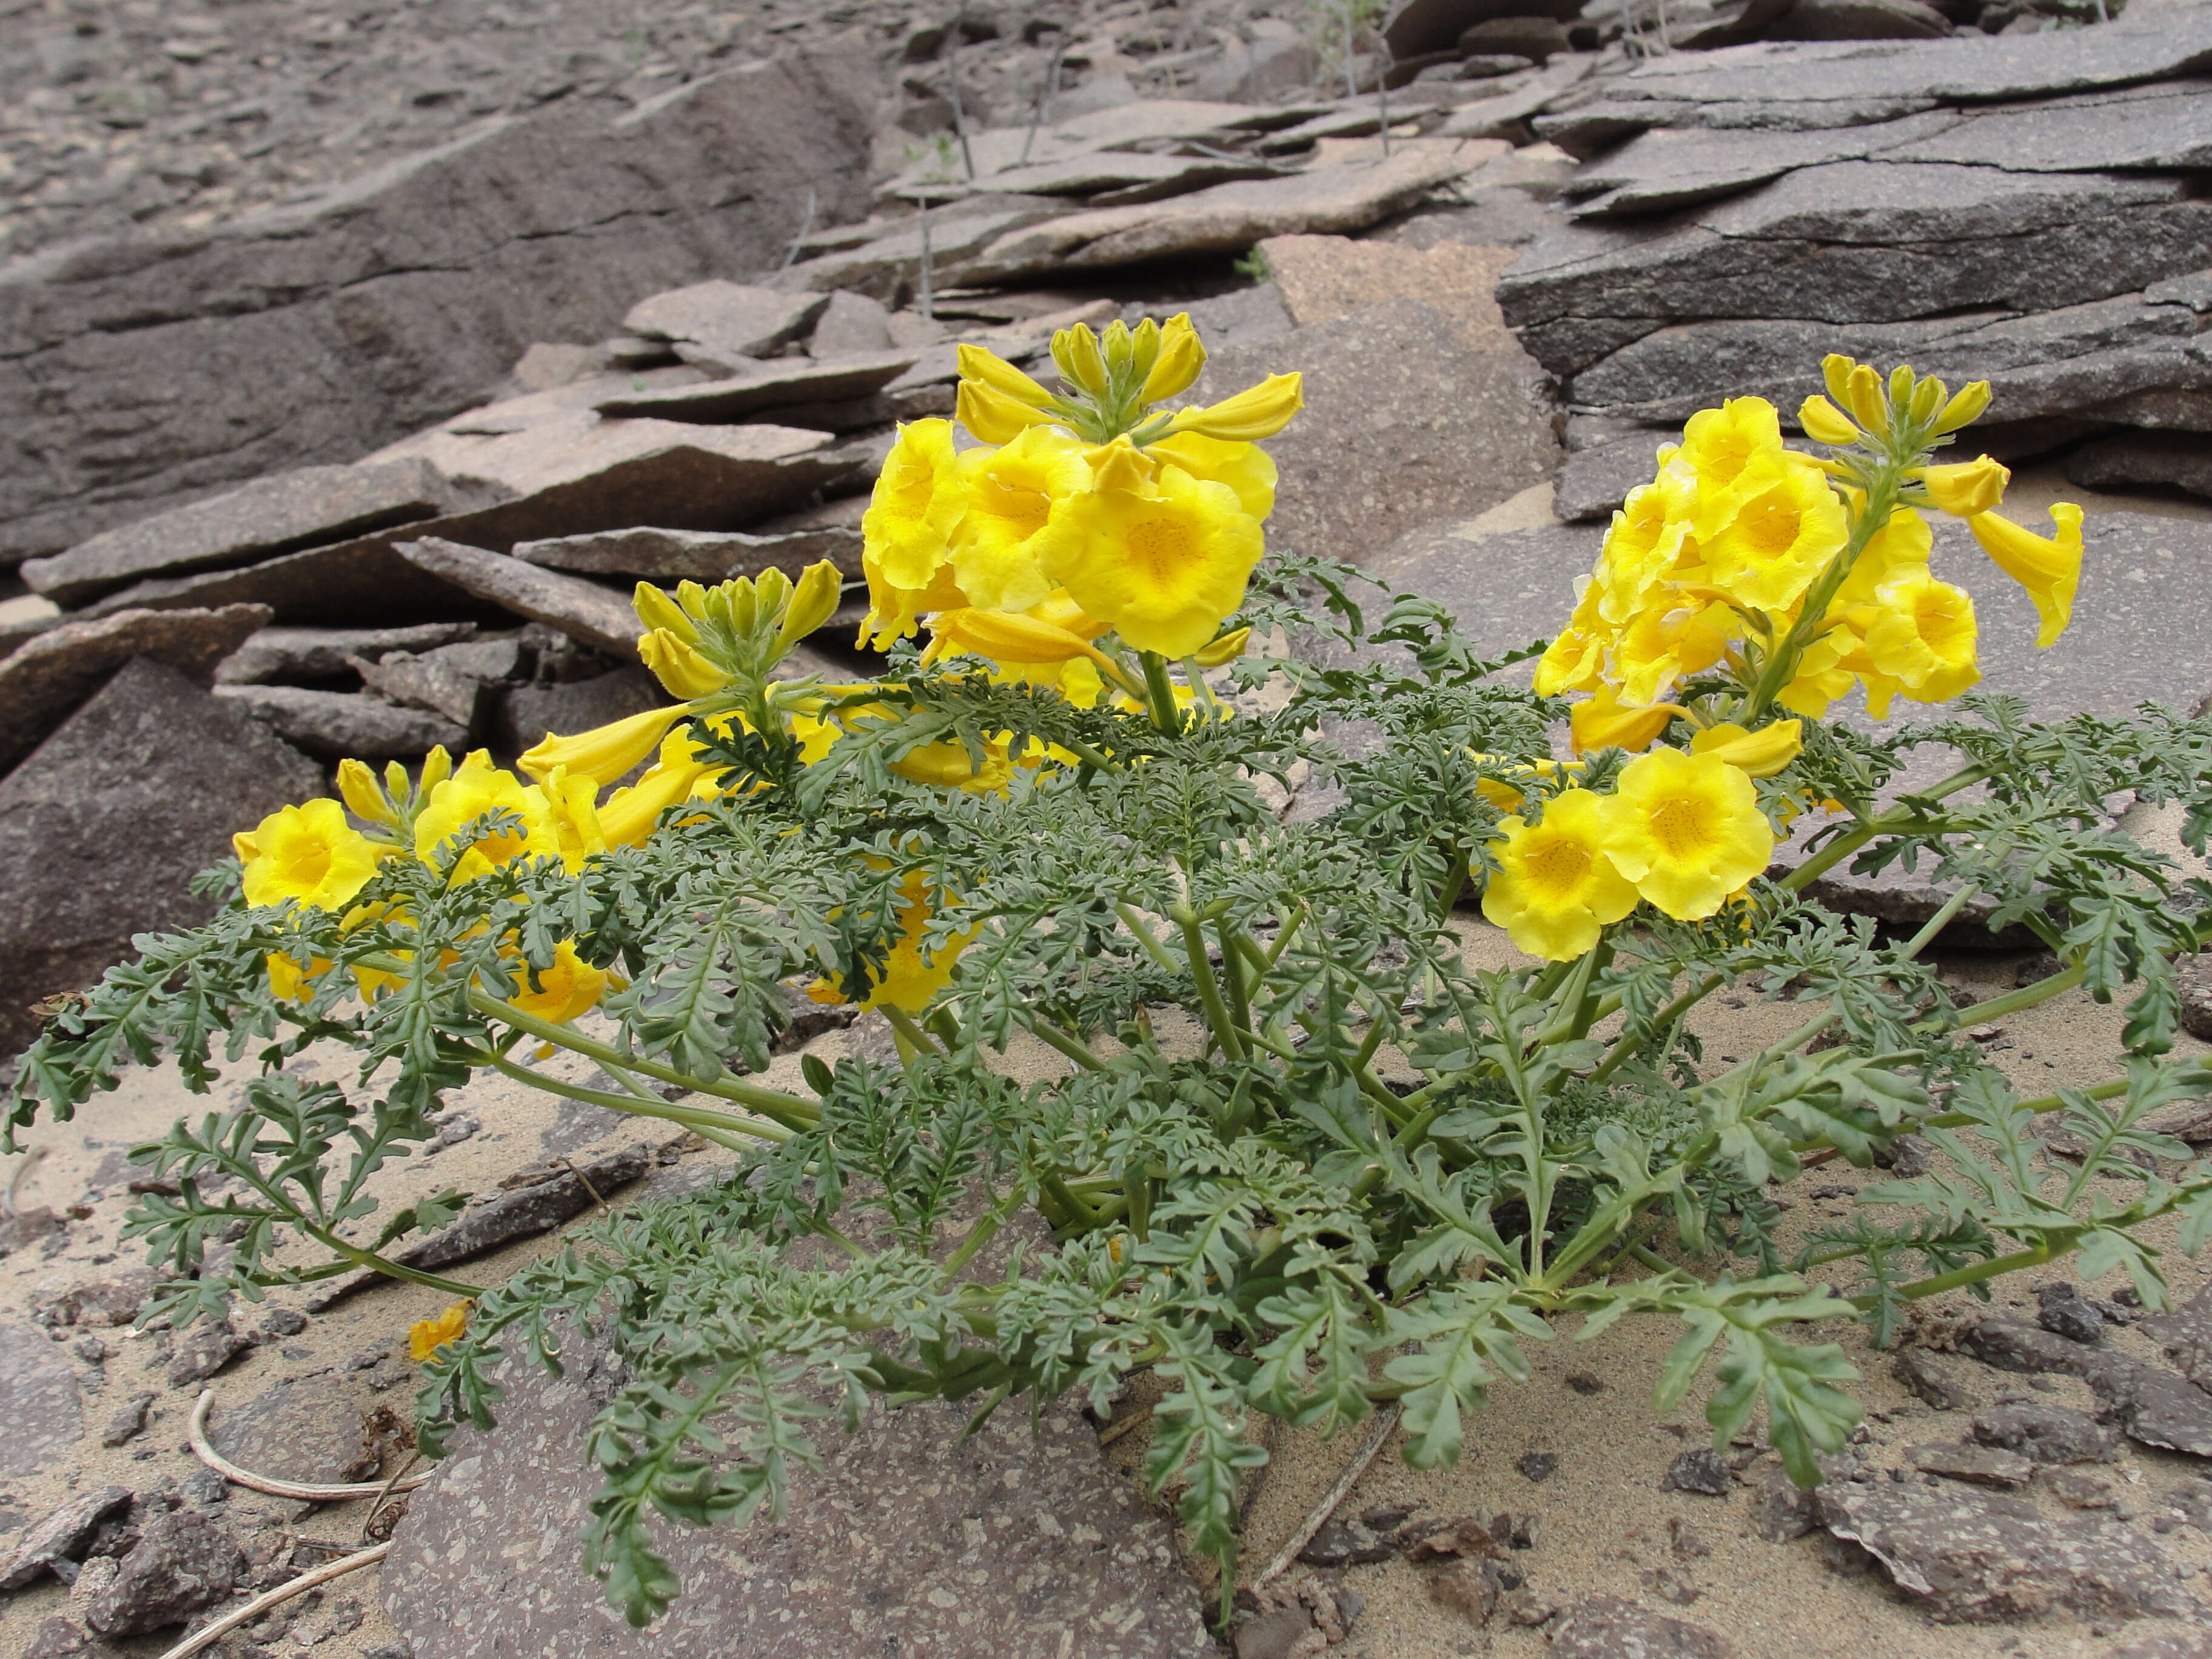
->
[300,1221,484,1298]
[1435,844,1472,921]
[1173,907,1247,1063]
[1114,902,1182,975]
[1139,651,1184,736]
[1025,1013,1110,1073]
[1935,964,2085,1031]
[883,1004,944,1059]
[469,1045,785,1150]
[1863,1238,2060,1308]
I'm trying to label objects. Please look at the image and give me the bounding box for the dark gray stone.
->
[98,1392,155,1448]
[0,602,271,775]
[395,537,639,656]
[21,459,457,608]
[1815,1480,2197,1622]
[1549,1595,1732,1657]
[1909,1441,2033,1489]
[0,1486,132,1591]
[167,1318,250,1387]
[1298,1515,1402,1568]
[514,524,863,584]
[215,622,480,686]
[1893,1347,1977,1412]
[1463,16,1574,58]
[207,1372,401,1486]
[355,638,526,729]
[19,1620,93,1659]
[394,1143,654,1275]
[1370,518,1604,659]
[41,1269,155,1328]
[595,351,921,423]
[73,526,491,629]
[216,685,471,762]
[771,201,1065,306]
[621,281,830,366]
[1661,1447,1734,1495]
[1170,283,1298,350]
[2037,1282,2108,1345]
[1553,432,1667,521]
[0,659,321,1060]
[2143,1283,2212,1392]
[82,1507,249,1637]
[1517,1449,1559,1481]
[495,668,664,759]
[1389,0,1587,58]
[2070,429,2212,501]
[0,49,878,565]
[1436,57,1600,142]
[1962,1316,2212,1460]
[1192,298,1561,569]
[1971,1402,2116,1465]
[384,1330,1213,1659]
[1774,0,1953,38]
[1563,110,1966,221]
[805,290,897,357]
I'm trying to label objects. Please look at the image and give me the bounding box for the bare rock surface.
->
[218,685,472,760]
[385,1326,1213,1659]
[594,350,922,423]
[1548,1594,1734,1655]
[215,622,481,686]
[514,525,863,583]
[82,1506,249,1637]
[206,1373,401,1487]
[621,281,830,364]
[395,537,643,656]
[0,1485,132,1590]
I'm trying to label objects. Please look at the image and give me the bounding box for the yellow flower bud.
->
[779,559,844,650]
[1127,317,1162,384]
[1918,454,2009,518]
[1053,324,1110,397]
[1797,395,1860,446]
[956,378,1054,444]
[1821,353,1857,407]
[1688,719,1803,779]
[1843,364,1888,433]
[1569,690,1684,756]
[632,581,696,645]
[954,343,1054,409]
[1888,363,1915,413]
[1191,625,1250,668]
[518,702,694,788]
[1933,380,1992,434]
[337,758,397,826]
[722,577,759,637]
[928,606,1116,669]
[418,746,454,797]
[1141,312,1208,405]
[674,580,711,627]
[384,759,411,804]
[1909,374,1946,426]
[1164,372,1304,441]
[638,628,729,700]
[1099,319,1134,377]
[1969,503,2082,648]
[753,568,793,623]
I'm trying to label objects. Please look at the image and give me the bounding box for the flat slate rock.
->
[384,1333,1212,1659]
[74,525,493,628]
[216,685,470,760]
[207,1373,403,1486]
[986,150,1292,201]
[0,1324,82,1477]
[1816,1480,2197,1622]
[396,537,639,655]
[620,281,828,362]
[594,351,920,423]
[21,458,456,608]
[2070,430,2212,503]
[0,603,271,774]
[514,525,863,582]
[1549,1594,1732,1656]
[773,201,1064,304]
[1369,518,1606,658]
[215,622,480,685]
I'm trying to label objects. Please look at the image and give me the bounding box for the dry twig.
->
[153,1543,389,1659]
[189,1390,435,1503]
[1255,1401,1401,1584]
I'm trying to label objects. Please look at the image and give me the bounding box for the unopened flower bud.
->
[418,746,454,796]
[1797,395,1860,446]
[779,560,843,649]
[1127,317,1162,384]
[954,343,1054,409]
[1165,372,1304,441]
[337,758,396,826]
[1919,454,2009,518]
[1821,353,1857,407]
[956,378,1053,444]
[633,581,697,645]
[1140,313,1207,404]
[930,606,1112,667]
[520,702,695,787]
[1843,364,1888,433]
[1933,380,1992,434]
[1052,324,1109,396]
[1909,375,1946,426]
[638,628,729,701]
[1688,719,1803,779]
[1888,363,1916,413]
[1191,626,1250,668]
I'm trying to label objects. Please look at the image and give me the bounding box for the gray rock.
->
[1971,1402,2116,1465]
[21,459,455,608]
[2070,429,2212,502]
[207,1372,401,1486]
[2109,1631,2212,1659]
[1962,1316,2212,1460]
[42,1269,155,1328]
[1892,1347,1977,1412]
[772,201,1066,306]
[2143,1282,2212,1391]
[98,1392,155,1448]
[1549,1595,1732,1657]
[495,668,665,759]
[805,290,897,357]
[72,526,491,628]
[1171,283,1298,350]
[385,1326,1212,1659]
[0,603,270,776]
[1554,432,1667,521]
[1235,1604,1321,1659]
[82,1507,249,1637]
[1192,298,1561,569]
[0,659,321,1059]
[1389,0,1587,57]
[990,150,1293,203]
[0,49,877,565]
[2037,1282,2108,1345]
[965,150,1483,283]
[513,525,863,584]
[167,1318,251,1387]
[355,638,527,729]
[622,281,830,365]
[1749,1461,1825,1543]
[216,685,471,762]
[1563,110,1966,221]
[1661,1447,1734,1495]
[1815,1480,2197,1622]
[216,622,480,686]
[594,350,921,424]
[1774,0,1953,39]
[19,1619,93,1659]
[1463,16,1575,58]
[394,1143,654,1275]
[1436,56,1600,142]
[1909,1441,2034,1489]
[0,1486,132,1592]
[1370,518,1605,658]
[395,538,639,656]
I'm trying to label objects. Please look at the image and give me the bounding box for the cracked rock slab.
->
[395,537,644,656]
[621,281,828,363]
[1549,1594,1733,1656]
[1816,1481,2197,1623]
[216,685,471,760]
[0,1486,132,1592]
[594,350,920,423]
[513,524,862,584]
[384,1329,1213,1659]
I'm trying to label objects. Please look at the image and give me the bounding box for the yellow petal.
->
[1480,790,1640,960]
[1569,688,1682,756]
[1165,372,1303,441]
[336,758,395,826]
[1140,312,1207,404]
[1968,504,2082,648]
[778,559,845,651]
[632,581,697,645]
[955,343,1054,407]
[1934,380,1992,435]
[1919,454,2009,518]
[928,606,1116,669]
[956,378,1056,445]
[1797,395,1860,446]
[1689,719,1802,778]
[518,702,693,788]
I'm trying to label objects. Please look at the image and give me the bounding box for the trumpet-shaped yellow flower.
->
[807,870,973,1012]
[1919,455,2009,518]
[1671,398,1795,540]
[240,799,382,911]
[1612,600,1730,708]
[1600,749,1774,921]
[414,762,561,883]
[1472,756,1584,812]
[1164,372,1304,442]
[537,765,608,872]
[862,420,967,597]
[265,950,332,1001]
[1698,464,1847,613]
[861,549,968,648]
[1146,432,1276,522]
[1858,569,1979,717]
[890,732,1016,794]
[1053,462,1263,658]
[1689,719,1803,777]
[1969,503,2082,648]
[1481,789,1640,960]
[1569,685,1683,755]
[1593,476,1695,627]
[409,1301,471,1364]
[501,938,610,1025]
[1534,577,1613,697]
[927,605,1117,671]
[950,425,1090,614]
[1832,504,1932,607]
[520,702,692,788]
[637,628,727,700]
[595,728,722,846]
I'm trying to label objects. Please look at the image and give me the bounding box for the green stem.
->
[1922,1074,2127,1131]
[1435,844,1472,922]
[1173,907,1247,1063]
[1862,1238,2059,1309]
[1025,1013,1110,1072]
[300,1221,484,1298]
[883,1004,943,1059]
[1742,469,1899,725]
[1934,964,2085,1031]
[1215,917,1255,1041]
[468,1045,785,1149]
[1139,651,1184,736]
[1114,902,1182,975]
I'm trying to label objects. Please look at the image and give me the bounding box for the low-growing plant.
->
[12,319,2211,1631]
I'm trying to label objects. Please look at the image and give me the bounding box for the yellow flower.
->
[1797,395,1861,446]
[927,606,1118,672]
[408,1301,471,1364]
[1858,569,1979,717]
[265,951,331,1001]
[519,703,693,788]
[413,760,562,884]
[1145,432,1276,521]
[890,733,1016,794]
[637,628,728,700]
[1697,464,1846,613]
[1689,719,1803,778]
[860,549,968,648]
[501,938,609,1025]
[1472,756,1584,811]
[950,425,1090,614]
[1140,313,1207,404]
[1919,455,2008,518]
[806,870,973,1012]
[1671,398,1794,540]
[1569,685,1683,755]
[537,765,608,872]
[1164,372,1304,441]
[1053,462,1263,658]
[335,759,398,828]
[1831,504,1932,606]
[862,419,967,597]
[240,799,382,911]
[1481,789,1640,960]
[956,378,1056,445]
[1611,601,1729,708]
[1533,578,1613,697]
[1968,503,2082,648]
[1600,748,1774,921]
[957,343,1057,409]
[1593,477,1695,627]
[595,728,722,846]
